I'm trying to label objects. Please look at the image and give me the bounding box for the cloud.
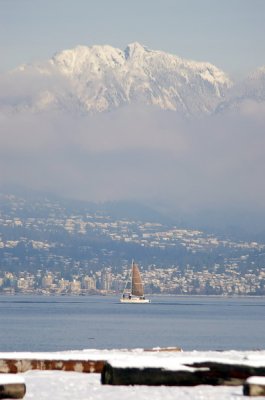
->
[1,101,265,231]
[0,65,70,113]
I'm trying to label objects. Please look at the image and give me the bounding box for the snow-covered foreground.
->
[1,349,265,399]
[23,370,244,400]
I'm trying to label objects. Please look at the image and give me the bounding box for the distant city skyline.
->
[1,0,265,77]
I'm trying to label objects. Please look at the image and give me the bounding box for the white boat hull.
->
[120,297,151,304]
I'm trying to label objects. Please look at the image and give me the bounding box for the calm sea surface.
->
[0,295,264,352]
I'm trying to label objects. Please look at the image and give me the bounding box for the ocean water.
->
[0,295,264,352]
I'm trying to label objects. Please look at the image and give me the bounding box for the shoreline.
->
[1,292,265,298]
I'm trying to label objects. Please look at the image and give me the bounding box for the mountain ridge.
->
[2,42,232,117]
[2,42,265,118]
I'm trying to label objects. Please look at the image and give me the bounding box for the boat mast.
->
[131,259,134,295]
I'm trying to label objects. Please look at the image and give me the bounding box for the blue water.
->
[0,295,264,352]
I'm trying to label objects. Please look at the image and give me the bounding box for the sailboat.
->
[120,260,151,303]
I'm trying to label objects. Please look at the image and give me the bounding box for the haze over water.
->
[0,295,264,352]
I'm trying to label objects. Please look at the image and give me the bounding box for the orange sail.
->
[131,262,144,296]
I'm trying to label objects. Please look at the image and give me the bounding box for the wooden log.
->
[144,347,182,352]
[101,361,265,386]
[243,376,265,396]
[101,362,216,386]
[0,383,26,399]
[0,359,105,374]
[0,375,26,399]
[185,361,265,386]
[0,350,181,374]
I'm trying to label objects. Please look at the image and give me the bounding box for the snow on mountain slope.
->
[1,42,232,117]
[216,66,265,115]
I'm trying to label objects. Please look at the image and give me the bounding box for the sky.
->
[1,0,265,77]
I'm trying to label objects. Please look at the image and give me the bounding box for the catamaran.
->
[120,260,151,303]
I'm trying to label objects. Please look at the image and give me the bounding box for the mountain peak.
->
[124,42,148,59]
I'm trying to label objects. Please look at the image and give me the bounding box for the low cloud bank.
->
[1,102,265,232]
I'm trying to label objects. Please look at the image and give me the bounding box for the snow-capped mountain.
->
[2,42,233,117]
[216,66,265,114]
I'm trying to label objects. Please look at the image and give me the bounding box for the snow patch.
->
[0,374,25,384]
